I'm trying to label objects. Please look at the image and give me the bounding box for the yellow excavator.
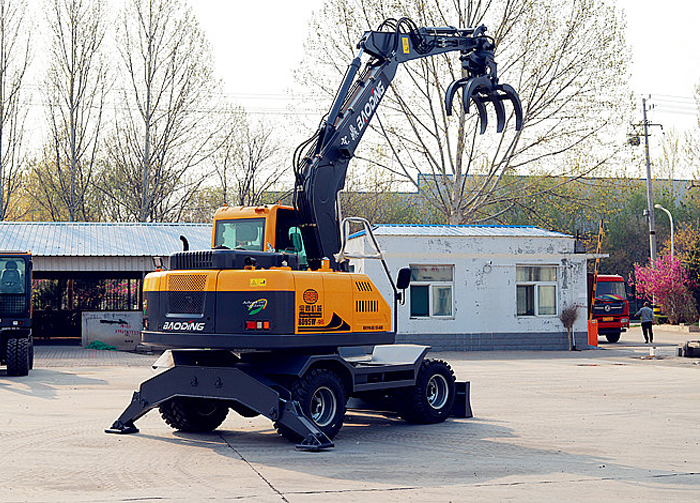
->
[107,17,522,449]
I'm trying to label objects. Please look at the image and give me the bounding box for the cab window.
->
[0,258,26,294]
[596,281,626,299]
[214,218,265,251]
[274,209,308,269]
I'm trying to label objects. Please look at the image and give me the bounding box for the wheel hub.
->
[426,374,449,410]
[311,386,337,427]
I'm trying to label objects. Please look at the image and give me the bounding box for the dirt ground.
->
[1,325,698,502]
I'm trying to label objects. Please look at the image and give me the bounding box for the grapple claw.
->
[445,65,522,133]
[461,75,492,115]
[444,77,470,116]
[470,95,489,134]
[491,93,507,133]
[497,83,523,131]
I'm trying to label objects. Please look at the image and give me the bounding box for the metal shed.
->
[0,222,210,342]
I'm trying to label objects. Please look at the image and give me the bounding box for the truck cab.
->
[590,274,629,343]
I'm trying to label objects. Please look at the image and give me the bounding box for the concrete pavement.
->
[1,327,698,502]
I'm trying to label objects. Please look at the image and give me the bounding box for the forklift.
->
[107,17,522,449]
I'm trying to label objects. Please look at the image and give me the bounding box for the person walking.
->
[635,302,655,343]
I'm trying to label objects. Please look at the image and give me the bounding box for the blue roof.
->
[0,222,211,257]
[350,224,571,239]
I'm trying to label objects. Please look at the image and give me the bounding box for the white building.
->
[345,224,595,351]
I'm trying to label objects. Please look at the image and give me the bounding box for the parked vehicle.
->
[0,252,33,375]
[589,274,629,343]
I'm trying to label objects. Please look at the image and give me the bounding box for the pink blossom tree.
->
[633,255,698,324]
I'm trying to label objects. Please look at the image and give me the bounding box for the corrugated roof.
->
[350,224,571,239]
[0,222,211,257]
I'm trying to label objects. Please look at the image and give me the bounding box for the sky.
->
[191,0,700,136]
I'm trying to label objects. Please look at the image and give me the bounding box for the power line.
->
[652,93,696,103]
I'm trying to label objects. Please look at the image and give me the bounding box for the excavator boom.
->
[294,17,522,270]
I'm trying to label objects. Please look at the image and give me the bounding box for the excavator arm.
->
[293,17,522,271]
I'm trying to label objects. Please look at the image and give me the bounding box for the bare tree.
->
[101,0,221,222]
[0,0,30,220]
[298,0,630,224]
[211,111,284,207]
[39,0,108,222]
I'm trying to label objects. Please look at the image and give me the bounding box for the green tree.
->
[341,165,421,224]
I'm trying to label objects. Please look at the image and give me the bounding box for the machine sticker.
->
[298,304,322,326]
[356,80,386,132]
[250,278,267,287]
[298,312,351,332]
[303,289,318,304]
[162,320,205,331]
[244,298,268,315]
[402,36,410,54]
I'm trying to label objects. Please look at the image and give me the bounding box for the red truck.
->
[589,274,630,343]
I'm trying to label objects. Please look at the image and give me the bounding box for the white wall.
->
[347,232,590,340]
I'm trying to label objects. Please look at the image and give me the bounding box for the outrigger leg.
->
[105,354,333,451]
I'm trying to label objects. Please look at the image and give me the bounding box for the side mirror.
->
[152,256,165,270]
[396,268,411,290]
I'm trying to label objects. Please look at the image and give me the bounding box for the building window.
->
[409,264,454,318]
[516,265,557,316]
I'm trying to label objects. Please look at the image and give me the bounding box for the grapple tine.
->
[497,83,524,131]
[444,77,469,116]
[490,93,506,133]
[471,95,489,134]
[461,76,491,116]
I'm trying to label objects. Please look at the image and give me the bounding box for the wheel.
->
[400,359,456,424]
[605,332,621,343]
[6,337,30,376]
[276,368,346,442]
[28,335,34,370]
[159,397,229,432]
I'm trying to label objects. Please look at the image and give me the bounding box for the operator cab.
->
[0,252,32,334]
[1,257,27,295]
[212,205,308,269]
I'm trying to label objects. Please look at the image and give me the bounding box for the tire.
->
[605,332,621,343]
[28,335,34,370]
[159,397,229,432]
[400,359,456,424]
[276,368,346,442]
[6,337,30,377]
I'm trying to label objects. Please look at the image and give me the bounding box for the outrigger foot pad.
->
[296,433,334,451]
[105,420,140,435]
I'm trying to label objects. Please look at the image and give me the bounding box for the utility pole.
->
[642,98,657,262]
[634,97,663,264]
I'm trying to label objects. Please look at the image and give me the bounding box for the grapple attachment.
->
[444,37,523,134]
